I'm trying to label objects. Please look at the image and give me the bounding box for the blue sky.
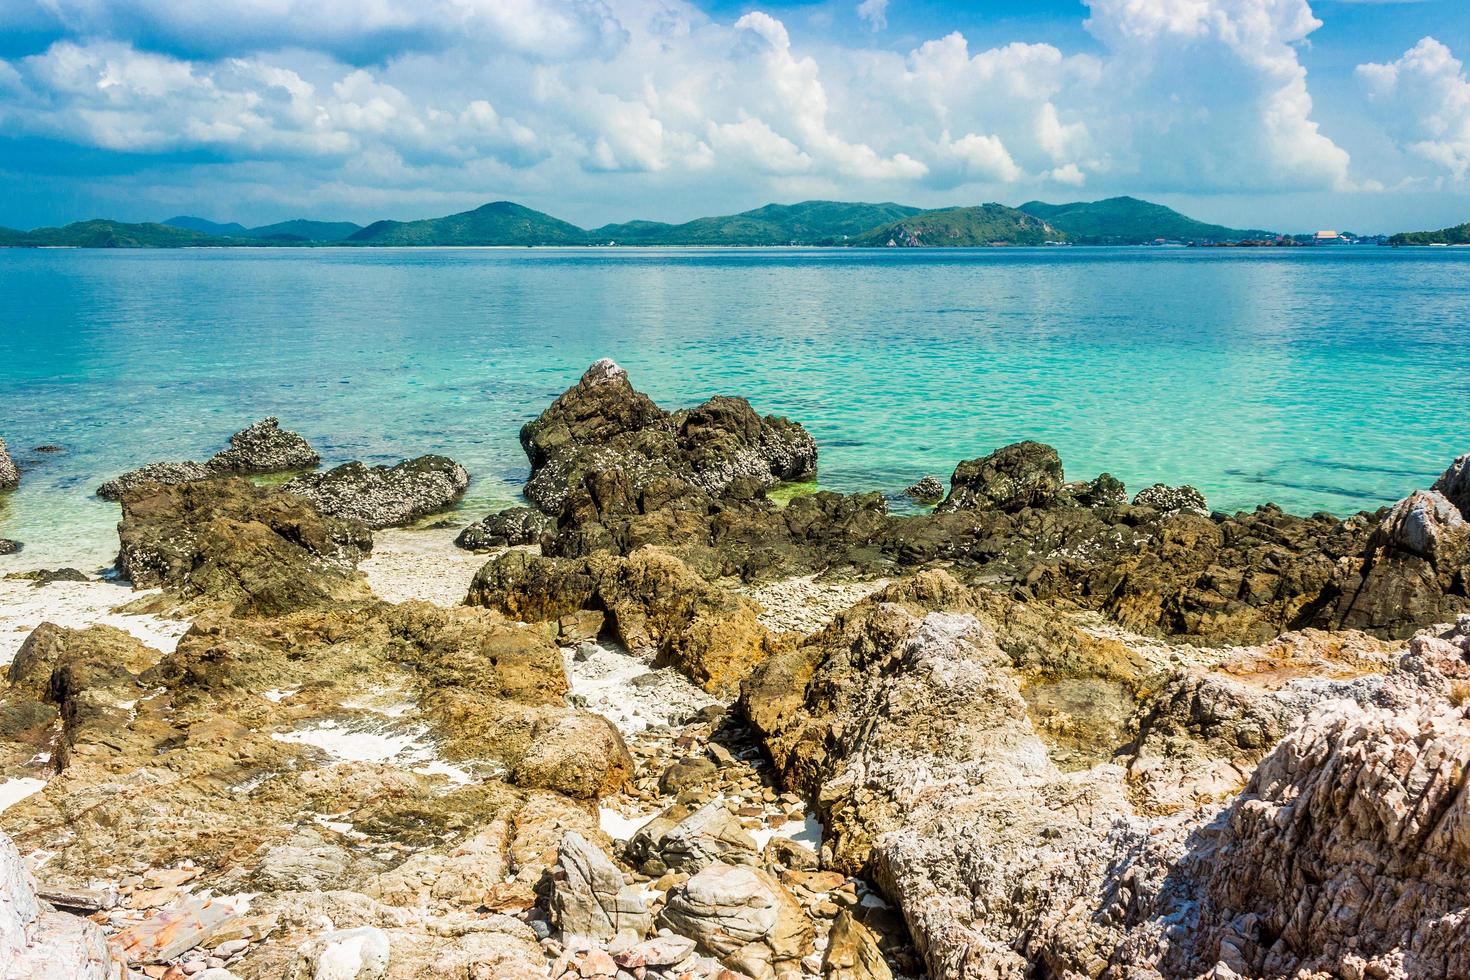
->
[1,0,1468,233]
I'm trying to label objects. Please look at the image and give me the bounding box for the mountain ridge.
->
[1017,196,1269,244]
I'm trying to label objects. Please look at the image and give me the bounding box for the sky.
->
[1,0,1469,234]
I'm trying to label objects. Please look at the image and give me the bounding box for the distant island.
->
[1387,222,1470,246]
[0,195,1386,249]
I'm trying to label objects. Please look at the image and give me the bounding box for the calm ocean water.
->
[2,246,1467,570]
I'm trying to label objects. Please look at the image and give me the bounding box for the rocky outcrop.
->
[547,832,653,944]
[937,441,1064,513]
[657,862,812,980]
[454,507,552,551]
[284,456,469,529]
[467,547,774,694]
[903,476,944,503]
[115,477,372,614]
[1132,482,1209,515]
[0,831,124,979]
[97,418,319,500]
[0,438,17,492]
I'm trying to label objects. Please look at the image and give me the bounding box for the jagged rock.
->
[823,909,893,980]
[467,547,773,695]
[1433,453,1470,518]
[1072,472,1127,508]
[903,476,944,503]
[519,359,815,518]
[287,926,390,980]
[0,540,18,556]
[658,862,812,980]
[96,418,319,500]
[0,438,17,491]
[284,455,469,529]
[1131,482,1208,515]
[0,831,124,979]
[1377,488,1467,559]
[656,801,760,874]
[937,441,1064,513]
[114,477,372,614]
[205,416,319,475]
[454,506,553,551]
[548,831,653,944]
[97,460,213,501]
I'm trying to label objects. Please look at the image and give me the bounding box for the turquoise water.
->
[2,246,1468,570]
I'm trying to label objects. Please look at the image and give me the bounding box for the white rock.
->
[290,926,390,980]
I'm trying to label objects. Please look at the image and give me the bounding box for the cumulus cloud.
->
[1358,37,1470,182]
[0,0,1381,221]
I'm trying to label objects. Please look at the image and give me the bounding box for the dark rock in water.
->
[284,455,469,529]
[204,416,319,475]
[0,539,19,556]
[116,477,372,615]
[1071,472,1127,509]
[0,437,18,491]
[519,359,816,518]
[937,442,1064,513]
[97,460,213,501]
[31,445,63,454]
[903,476,945,503]
[97,417,320,500]
[1131,482,1208,515]
[5,568,89,586]
[455,506,553,551]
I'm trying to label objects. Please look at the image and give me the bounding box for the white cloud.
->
[856,0,890,33]
[1358,37,1470,182]
[0,0,1378,220]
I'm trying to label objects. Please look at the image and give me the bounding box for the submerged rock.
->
[0,437,17,491]
[97,460,213,501]
[115,477,372,614]
[0,539,19,556]
[284,455,469,529]
[902,475,944,503]
[454,506,552,551]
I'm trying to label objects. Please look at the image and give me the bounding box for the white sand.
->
[272,719,473,784]
[564,641,721,736]
[0,577,189,666]
[750,811,824,852]
[360,527,491,606]
[0,778,47,813]
[599,806,659,841]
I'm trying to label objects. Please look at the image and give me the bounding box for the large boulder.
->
[1131,482,1208,515]
[115,477,373,615]
[547,832,653,944]
[1377,489,1467,560]
[657,862,812,980]
[97,418,319,500]
[454,507,552,552]
[936,441,1064,513]
[467,547,773,695]
[0,437,17,491]
[0,831,125,979]
[205,416,319,475]
[284,455,469,529]
[1432,453,1470,518]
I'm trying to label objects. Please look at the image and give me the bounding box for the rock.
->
[822,910,892,980]
[656,801,759,874]
[288,926,390,980]
[468,548,773,695]
[0,437,17,491]
[1377,488,1467,559]
[98,461,213,501]
[114,477,372,615]
[658,756,718,795]
[1072,472,1127,508]
[511,711,633,800]
[5,567,89,586]
[204,417,319,475]
[548,832,654,944]
[902,476,944,503]
[1131,482,1208,515]
[284,455,469,529]
[657,862,811,980]
[613,935,697,969]
[455,507,553,551]
[1432,453,1470,518]
[0,539,19,556]
[761,838,818,873]
[0,830,124,978]
[194,971,239,980]
[31,445,62,454]
[937,441,1064,513]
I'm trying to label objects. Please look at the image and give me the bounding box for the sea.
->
[2,245,1467,570]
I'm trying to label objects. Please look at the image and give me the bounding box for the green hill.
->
[592,200,922,246]
[1018,197,1267,245]
[164,215,250,237]
[849,204,1062,247]
[248,219,362,242]
[0,220,230,248]
[348,201,585,246]
[1388,222,1470,246]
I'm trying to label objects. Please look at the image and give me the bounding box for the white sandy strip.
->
[0,778,47,813]
[360,527,490,606]
[599,806,659,842]
[750,811,824,852]
[0,577,189,666]
[272,720,473,784]
[564,641,721,736]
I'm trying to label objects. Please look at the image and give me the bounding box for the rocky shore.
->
[0,360,1467,979]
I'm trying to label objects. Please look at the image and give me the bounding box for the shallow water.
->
[2,245,1468,569]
